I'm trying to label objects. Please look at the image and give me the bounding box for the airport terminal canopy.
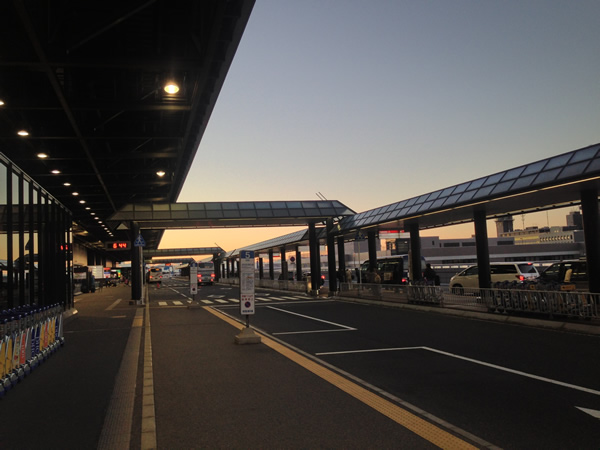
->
[107,200,356,230]
[340,143,600,234]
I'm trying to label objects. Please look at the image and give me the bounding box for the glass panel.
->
[301,201,318,208]
[444,194,462,205]
[188,203,205,210]
[500,167,524,181]
[545,154,572,170]
[511,174,536,190]
[533,168,562,185]
[491,180,515,194]
[239,202,255,209]
[439,186,455,198]
[522,160,547,176]
[482,173,503,186]
[584,157,600,174]
[558,161,589,180]
[405,197,418,207]
[135,204,151,211]
[458,191,476,202]
[416,194,429,204]
[416,201,433,212]
[431,198,446,209]
[452,182,471,194]
[153,203,170,211]
[468,177,486,190]
[171,203,187,210]
[205,203,222,210]
[223,210,241,218]
[254,202,271,209]
[222,203,238,210]
[473,185,494,198]
[571,145,599,163]
[426,190,443,201]
[0,162,7,308]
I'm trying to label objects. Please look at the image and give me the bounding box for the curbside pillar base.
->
[235,327,261,345]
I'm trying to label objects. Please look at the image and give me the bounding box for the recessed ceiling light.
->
[94,216,99,220]
[63,182,71,186]
[37,153,48,159]
[164,83,179,94]
[90,212,95,215]
[72,192,79,196]
[85,207,91,210]
[51,169,60,174]
[156,170,166,177]
[0,100,4,106]
[79,200,86,204]
[17,130,29,136]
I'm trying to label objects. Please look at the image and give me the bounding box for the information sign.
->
[189,263,198,295]
[239,250,255,315]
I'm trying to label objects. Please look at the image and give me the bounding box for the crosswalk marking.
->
[155,295,313,307]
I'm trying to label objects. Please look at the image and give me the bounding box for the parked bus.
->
[359,254,427,284]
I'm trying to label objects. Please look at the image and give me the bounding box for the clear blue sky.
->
[162,0,600,252]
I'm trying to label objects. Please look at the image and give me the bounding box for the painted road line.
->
[201,300,213,304]
[158,302,167,306]
[266,306,356,330]
[172,301,183,306]
[216,299,228,304]
[281,296,301,300]
[317,346,600,397]
[204,307,478,450]
[256,297,272,302]
[106,299,122,311]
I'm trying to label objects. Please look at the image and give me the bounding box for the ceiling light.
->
[85,207,91,210]
[79,200,86,204]
[156,170,166,177]
[0,100,4,106]
[94,216,99,220]
[37,153,48,159]
[51,169,61,174]
[164,83,179,94]
[17,130,29,136]
[63,182,71,186]
[90,212,95,215]
[72,192,79,196]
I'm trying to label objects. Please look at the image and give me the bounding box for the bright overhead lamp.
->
[79,200,86,204]
[164,83,179,94]
[37,153,48,159]
[72,192,79,196]
[17,130,29,136]
[51,169,61,174]
[63,182,71,186]
[156,170,166,177]
[0,100,4,106]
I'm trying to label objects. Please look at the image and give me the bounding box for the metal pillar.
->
[280,246,287,280]
[474,210,491,289]
[308,223,320,295]
[337,235,346,274]
[268,249,274,280]
[131,221,142,301]
[326,219,337,295]
[295,246,302,282]
[259,257,264,279]
[581,189,600,293]
[409,223,422,282]
[367,230,377,273]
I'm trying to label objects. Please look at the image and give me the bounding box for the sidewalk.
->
[1,284,458,449]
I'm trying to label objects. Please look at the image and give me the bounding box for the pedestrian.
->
[423,263,437,286]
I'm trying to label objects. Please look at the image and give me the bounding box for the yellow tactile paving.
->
[204,307,477,450]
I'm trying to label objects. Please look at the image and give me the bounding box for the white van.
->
[450,262,539,293]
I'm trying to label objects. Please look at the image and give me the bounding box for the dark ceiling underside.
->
[0,0,254,250]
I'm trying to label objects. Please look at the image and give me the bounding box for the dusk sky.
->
[161,0,600,253]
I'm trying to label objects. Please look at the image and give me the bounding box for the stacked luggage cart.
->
[0,304,65,397]
[407,281,444,306]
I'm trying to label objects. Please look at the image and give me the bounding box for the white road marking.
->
[266,306,356,330]
[201,300,213,304]
[316,346,600,396]
[172,301,183,306]
[106,299,122,310]
[216,299,228,304]
[158,301,167,306]
[256,297,272,302]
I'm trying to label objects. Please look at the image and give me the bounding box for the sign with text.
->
[189,263,198,295]
[239,250,255,315]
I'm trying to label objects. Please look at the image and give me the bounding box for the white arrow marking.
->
[576,407,600,419]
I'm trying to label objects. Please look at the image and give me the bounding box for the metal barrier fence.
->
[217,277,600,322]
[1,304,65,397]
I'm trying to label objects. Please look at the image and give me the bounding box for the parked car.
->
[450,262,539,293]
[147,267,163,284]
[537,259,588,291]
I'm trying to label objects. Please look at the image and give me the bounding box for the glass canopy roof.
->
[339,142,600,232]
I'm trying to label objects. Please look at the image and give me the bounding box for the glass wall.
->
[0,153,73,310]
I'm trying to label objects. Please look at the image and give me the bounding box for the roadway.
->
[161,279,600,449]
[2,277,600,448]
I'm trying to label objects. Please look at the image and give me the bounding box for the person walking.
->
[423,263,437,286]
